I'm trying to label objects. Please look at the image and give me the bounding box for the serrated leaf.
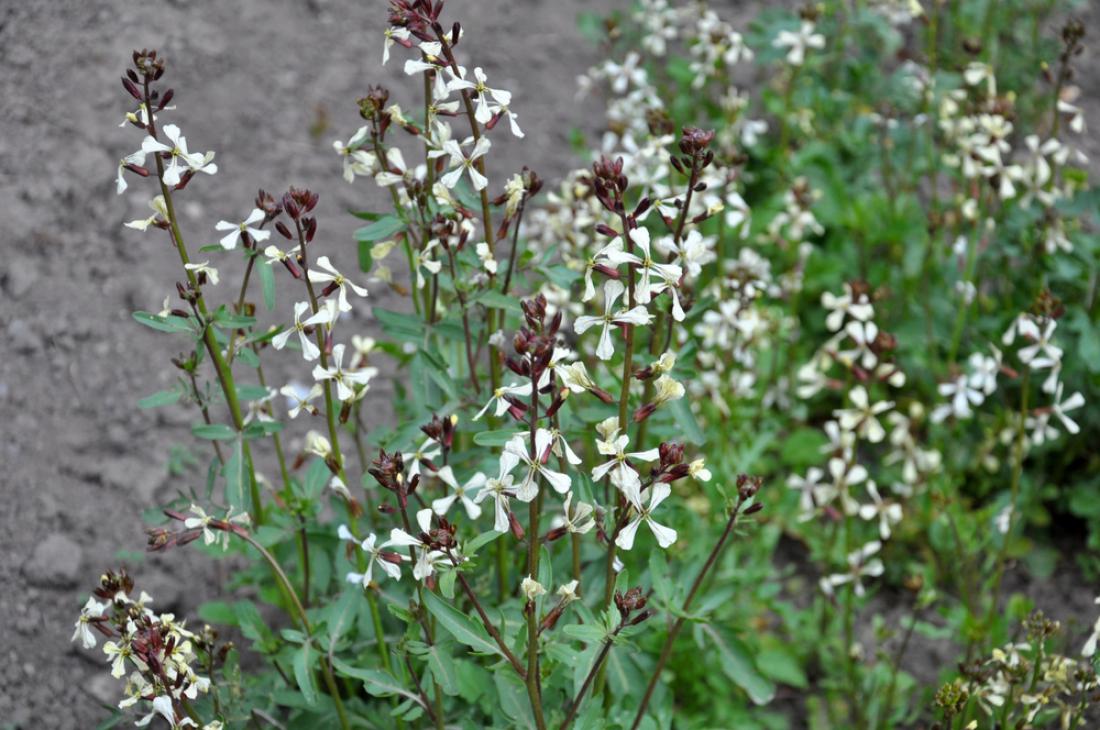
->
[421,590,502,658]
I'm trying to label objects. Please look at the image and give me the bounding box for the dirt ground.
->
[1,1,1097,728]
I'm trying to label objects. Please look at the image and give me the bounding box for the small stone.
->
[101,455,168,502]
[3,258,37,299]
[84,673,117,706]
[23,533,83,589]
[7,319,40,354]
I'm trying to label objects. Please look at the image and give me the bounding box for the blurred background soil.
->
[0,1,1097,728]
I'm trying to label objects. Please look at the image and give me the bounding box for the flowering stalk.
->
[631,478,763,730]
[139,72,263,526]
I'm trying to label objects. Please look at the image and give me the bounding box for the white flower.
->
[440,137,491,191]
[932,374,984,422]
[474,381,533,420]
[308,256,368,313]
[339,525,405,586]
[214,208,269,251]
[141,124,217,187]
[788,467,831,522]
[558,361,600,396]
[1082,598,1100,658]
[382,26,412,65]
[773,21,825,66]
[473,465,518,533]
[603,228,683,306]
[822,284,874,331]
[834,386,893,443]
[967,348,1001,396]
[401,438,442,480]
[503,429,572,500]
[1050,382,1085,436]
[557,579,580,603]
[387,509,447,582]
[272,301,333,361]
[521,575,547,602]
[839,320,880,370]
[688,459,711,482]
[561,492,595,535]
[305,430,332,459]
[574,279,653,360]
[332,126,375,183]
[375,147,412,187]
[183,261,219,286]
[312,343,378,401]
[135,695,179,727]
[820,541,884,597]
[183,504,249,551]
[616,482,677,550]
[431,466,486,520]
[447,66,513,126]
[591,434,660,502]
[124,195,168,231]
[475,242,498,274]
[414,239,444,290]
[1017,318,1062,369]
[858,481,903,540]
[115,148,147,195]
[280,381,322,418]
[72,597,107,649]
[649,374,686,408]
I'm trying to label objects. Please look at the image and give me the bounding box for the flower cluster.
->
[72,570,220,729]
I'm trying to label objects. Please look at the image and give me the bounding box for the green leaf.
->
[697,624,775,705]
[669,398,705,445]
[132,311,194,334]
[138,389,181,409]
[332,659,426,707]
[466,530,503,554]
[223,437,246,511]
[470,290,522,313]
[358,240,374,273]
[233,601,270,644]
[564,623,607,644]
[355,215,407,243]
[473,430,523,447]
[258,257,276,310]
[439,568,457,600]
[421,590,503,658]
[293,643,319,706]
[191,423,237,441]
[427,645,460,695]
[494,671,535,728]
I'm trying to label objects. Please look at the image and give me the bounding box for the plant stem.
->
[524,375,548,730]
[452,565,527,677]
[142,81,262,525]
[630,502,745,729]
[236,531,351,730]
[559,626,623,730]
[984,368,1030,639]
